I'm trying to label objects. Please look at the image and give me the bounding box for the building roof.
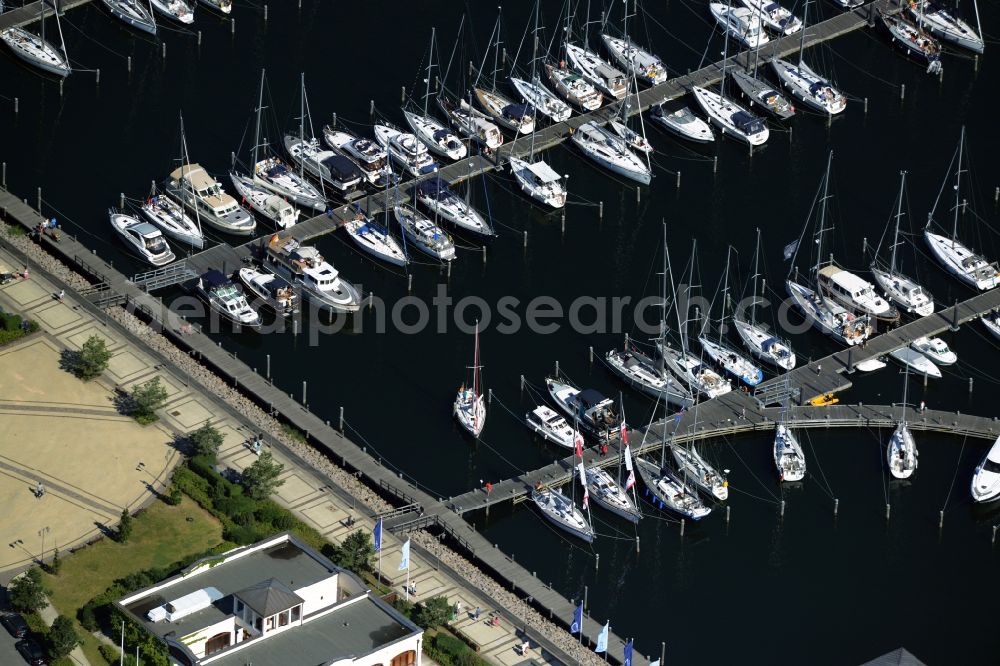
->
[235,578,305,618]
[859,648,928,666]
[205,595,419,666]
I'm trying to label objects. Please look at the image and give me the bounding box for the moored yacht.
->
[546,377,621,444]
[252,156,326,212]
[525,405,578,449]
[909,0,983,54]
[888,347,941,378]
[544,63,604,111]
[342,209,407,267]
[140,188,203,249]
[438,98,504,150]
[692,86,769,146]
[971,436,1000,503]
[474,88,534,135]
[673,445,729,501]
[264,236,362,313]
[564,43,627,100]
[649,104,714,143]
[818,265,898,321]
[635,457,711,520]
[910,336,956,365]
[531,488,595,542]
[453,323,485,437]
[570,121,651,185]
[414,178,494,237]
[786,279,872,345]
[373,124,438,178]
[740,0,801,35]
[585,467,641,523]
[709,2,769,48]
[600,34,666,86]
[698,337,763,386]
[150,0,194,24]
[729,68,795,120]
[283,135,364,196]
[605,344,694,409]
[101,0,157,36]
[774,424,805,482]
[237,266,299,318]
[880,11,943,74]
[659,343,732,399]
[323,125,396,187]
[508,157,567,209]
[510,76,572,122]
[733,319,796,371]
[109,210,175,266]
[230,173,299,229]
[1,26,70,77]
[167,164,256,236]
[393,204,455,261]
[197,0,230,14]
[401,110,467,161]
[872,268,933,317]
[887,422,918,480]
[771,59,846,115]
[608,120,653,154]
[195,269,262,330]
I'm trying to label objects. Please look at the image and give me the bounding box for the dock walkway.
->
[0,0,94,30]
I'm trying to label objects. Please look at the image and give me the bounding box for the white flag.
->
[577,462,589,510]
[783,239,799,260]
[398,538,410,571]
[623,444,636,491]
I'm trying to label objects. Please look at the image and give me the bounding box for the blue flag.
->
[398,538,410,571]
[596,622,609,653]
[623,639,633,666]
[373,518,383,553]
[570,602,583,634]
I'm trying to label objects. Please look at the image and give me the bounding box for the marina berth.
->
[414,178,494,237]
[438,98,504,150]
[672,444,729,501]
[634,457,711,520]
[252,156,326,211]
[342,208,407,267]
[729,69,795,120]
[604,344,694,409]
[773,424,806,482]
[584,466,641,523]
[474,88,534,135]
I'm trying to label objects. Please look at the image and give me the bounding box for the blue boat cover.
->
[201,269,229,288]
[732,110,766,135]
[320,155,363,182]
[502,103,534,120]
[416,177,453,200]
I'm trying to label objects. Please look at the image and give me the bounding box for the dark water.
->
[3,1,1000,663]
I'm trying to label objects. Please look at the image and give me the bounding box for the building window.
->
[205,632,231,656]
[266,616,275,631]
[390,650,415,666]
[255,617,263,632]
[236,600,244,614]
[290,605,301,622]
[278,610,289,627]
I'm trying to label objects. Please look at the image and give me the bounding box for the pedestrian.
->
[474,606,481,620]
[920,400,925,413]
[741,407,746,419]
[21,266,29,280]
[816,363,822,375]
[57,289,64,302]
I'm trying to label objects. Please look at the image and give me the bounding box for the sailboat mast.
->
[972,0,983,45]
[814,151,833,280]
[298,73,306,183]
[682,239,697,354]
[750,228,761,327]
[492,9,501,92]
[424,28,436,120]
[473,321,480,399]
[721,4,729,95]
[40,0,45,47]
[952,127,964,242]
[890,171,906,275]
[252,69,265,170]
[718,247,732,343]
[179,112,202,235]
[900,360,909,427]
[798,0,808,68]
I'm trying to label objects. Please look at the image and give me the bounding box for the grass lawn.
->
[41,496,223,665]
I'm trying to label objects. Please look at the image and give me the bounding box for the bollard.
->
[488,388,492,405]
[939,510,944,529]
[447,260,451,279]
[302,381,307,405]
[120,192,124,209]
[834,498,839,516]
[589,346,593,365]
[995,186,999,204]
[555,360,559,376]
[95,68,100,84]
[264,4,268,19]
[725,505,730,525]
[370,99,374,116]
[594,553,599,571]
[401,86,406,103]
[482,245,486,265]
[899,83,905,101]
[974,54,979,72]
[162,42,166,59]
[969,377,974,394]
[864,97,868,114]
[59,78,63,96]
[561,210,565,234]
[520,375,525,394]
[231,18,235,34]
[407,273,413,293]
[198,30,202,46]
[599,201,603,219]
[14,97,18,114]
[679,518,685,536]
[993,525,997,545]
[266,354,271,379]
[369,292,374,310]
[339,406,344,432]
[780,500,785,518]
[636,187,640,203]
[885,503,890,521]
[951,299,960,332]
[523,230,528,247]
[713,155,718,173]
[2,162,5,188]
[293,318,299,335]
[676,170,681,188]
[862,237,867,255]
[37,187,41,213]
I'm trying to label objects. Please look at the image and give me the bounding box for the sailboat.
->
[600,35,667,86]
[149,0,194,24]
[474,11,535,136]
[101,0,157,36]
[510,76,572,121]
[229,174,299,230]
[140,182,204,249]
[672,398,729,501]
[414,177,494,237]
[739,0,801,35]
[284,75,364,197]
[773,423,805,482]
[545,62,604,110]
[699,247,764,386]
[605,338,693,409]
[585,465,641,523]
[909,0,983,54]
[1,0,71,77]
[734,228,796,371]
[393,204,456,261]
[660,235,733,399]
[403,28,468,162]
[438,96,504,150]
[709,2,769,48]
[635,414,711,520]
[532,476,595,543]
[603,8,654,158]
[771,0,847,115]
[564,43,627,100]
[924,127,1000,291]
[342,190,407,268]
[870,171,935,316]
[453,322,486,437]
[887,365,918,479]
[785,152,872,347]
[879,10,943,74]
[730,2,795,120]
[571,121,651,184]
[649,103,715,144]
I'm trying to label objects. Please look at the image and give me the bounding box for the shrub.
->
[98,645,120,665]
[164,486,183,506]
[130,377,168,424]
[78,602,98,632]
[117,508,133,543]
[413,596,453,630]
[0,311,22,331]
[73,335,112,381]
[188,424,224,460]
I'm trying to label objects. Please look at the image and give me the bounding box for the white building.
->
[117,533,422,666]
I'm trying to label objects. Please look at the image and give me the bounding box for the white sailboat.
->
[909,0,983,54]
[342,203,407,267]
[109,209,175,266]
[740,0,801,35]
[453,322,486,437]
[229,173,299,230]
[403,28,468,162]
[585,466,641,523]
[544,62,604,111]
[414,177,494,237]
[604,339,693,409]
[600,34,666,86]
[393,204,456,261]
[649,104,714,143]
[971,436,1000,503]
[1,1,70,77]
[672,444,728,501]
[879,10,943,75]
[510,76,572,121]
[887,364,918,480]
[101,0,157,36]
[508,157,567,209]
[570,121,651,185]
[564,43,627,100]
[438,97,504,150]
[475,88,535,135]
[709,2,769,48]
[924,128,1000,291]
[699,247,764,386]
[531,485,595,543]
[870,171,934,316]
[634,421,711,521]
[771,0,847,115]
[734,228,796,371]
[149,0,194,24]
[773,423,805,482]
[140,182,204,249]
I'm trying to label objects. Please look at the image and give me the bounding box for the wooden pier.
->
[0,0,94,30]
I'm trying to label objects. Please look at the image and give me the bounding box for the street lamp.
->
[38,527,50,566]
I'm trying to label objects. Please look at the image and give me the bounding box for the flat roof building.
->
[116,533,422,666]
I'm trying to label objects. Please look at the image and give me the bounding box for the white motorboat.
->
[672,445,728,501]
[608,120,653,154]
[635,457,711,520]
[729,68,796,120]
[909,0,983,54]
[253,157,326,212]
[888,347,941,378]
[818,265,898,321]
[600,34,666,86]
[774,424,805,482]
[871,171,935,316]
[971,436,1000,503]
[149,0,194,24]
[710,3,769,48]
[264,236,362,313]
[649,104,714,143]
[856,358,888,372]
[414,177,494,237]
[438,98,504,150]
[733,319,796,371]
[453,323,486,437]
[741,0,801,34]
[699,337,763,386]
[195,269,261,330]
[109,210,175,266]
[564,43,627,100]
[510,76,572,122]
[660,344,732,399]
[525,405,578,449]
[373,124,438,178]
[531,488,594,542]
[984,311,1000,341]
[570,121,651,185]
[237,266,299,318]
[474,88,534,135]
[101,0,157,35]
[605,344,693,409]
[544,63,604,111]
[546,377,621,444]
[140,188,203,249]
[585,467,640,523]
[1,23,70,77]
[323,125,396,187]
[342,209,407,267]
[787,279,871,346]
[692,86,769,146]
[509,157,567,209]
[284,135,364,196]
[197,0,230,14]
[925,129,1000,291]
[230,173,299,229]
[880,11,943,74]
[910,336,956,365]
[393,204,455,261]
[166,164,256,236]
[401,111,467,162]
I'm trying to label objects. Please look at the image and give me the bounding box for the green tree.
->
[131,376,168,425]
[48,547,61,575]
[8,568,46,613]
[188,423,225,460]
[413,596,453,629]
[46,615,80,659]
[241,450,285,500]
[73,335,112,380]
[118,507,133,543]
[338,530,375,573]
